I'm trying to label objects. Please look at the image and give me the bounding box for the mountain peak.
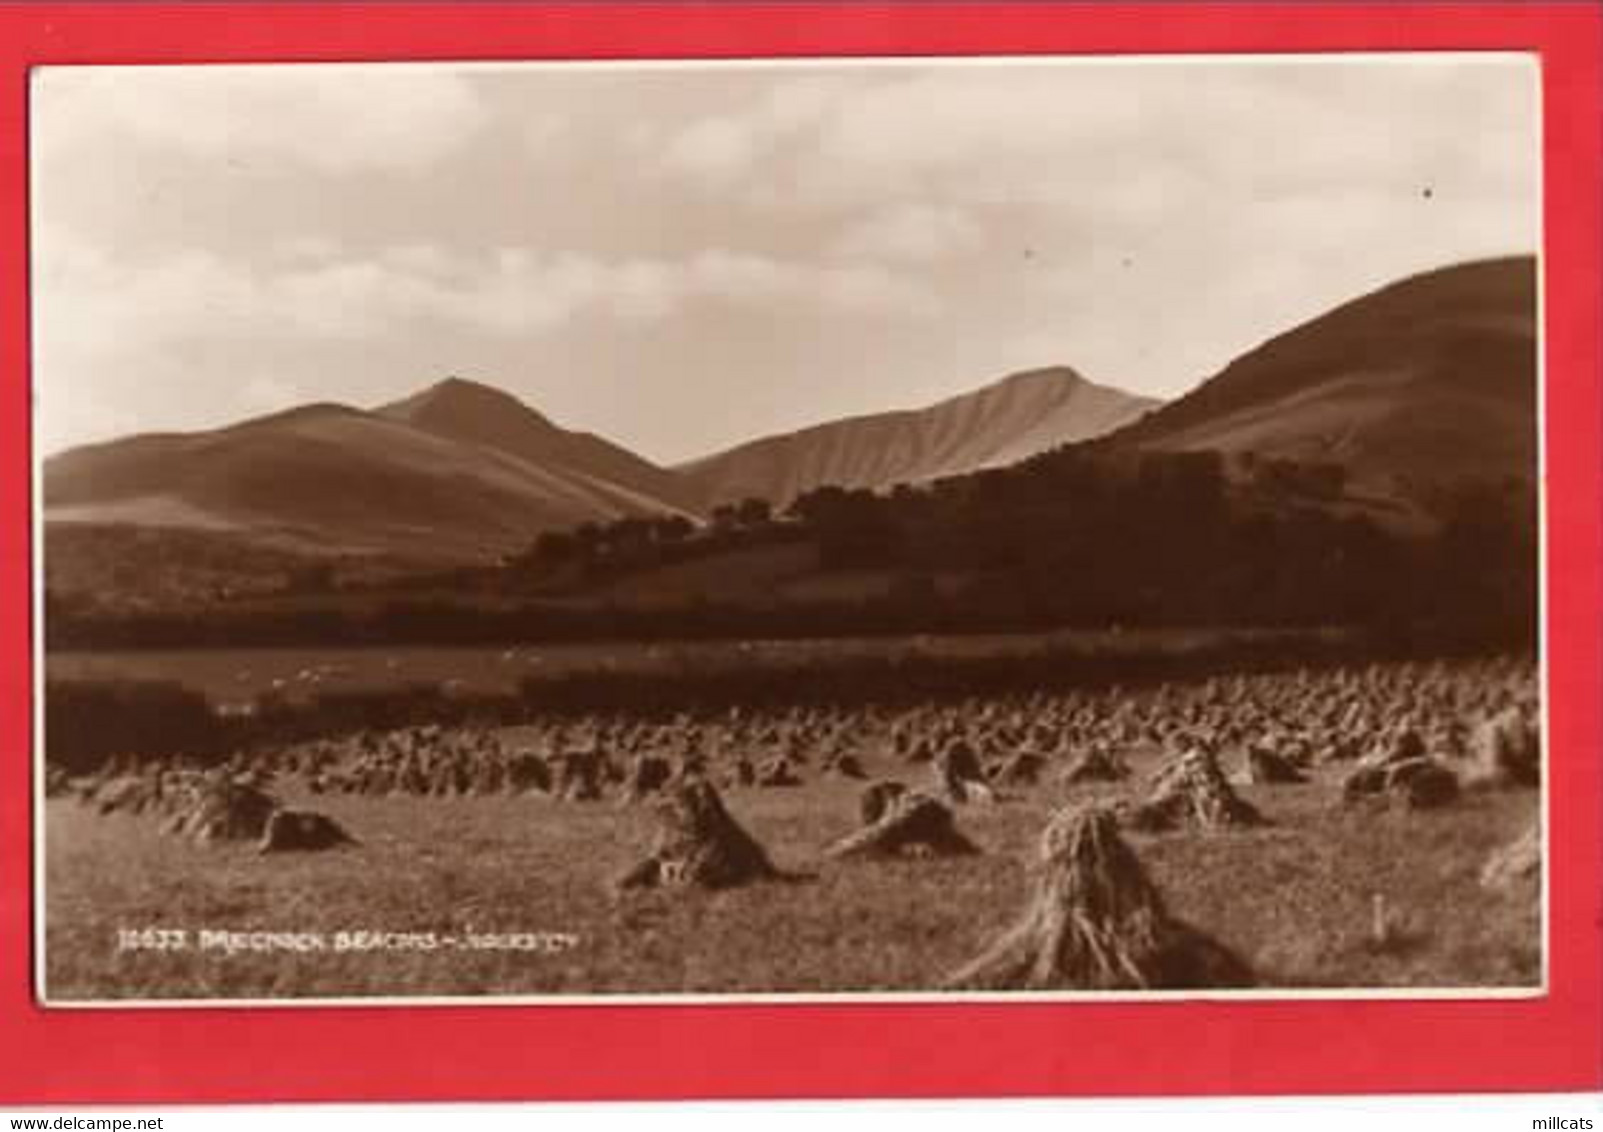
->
[387,371,532,407]
[680,363,1156,507]
[993,365,1085,389]
[369,374,700,515]
[429,375,509,398]
[961,365,1090,400]
[375,378,557,432]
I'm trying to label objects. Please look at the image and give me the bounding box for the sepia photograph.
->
[32,54,1543,1004]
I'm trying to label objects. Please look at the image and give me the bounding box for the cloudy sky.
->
[31,56,1537,462]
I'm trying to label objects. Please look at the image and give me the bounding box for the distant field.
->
[593,542,818,605]
[44,747,1540,1000]
[45,627,1318,706]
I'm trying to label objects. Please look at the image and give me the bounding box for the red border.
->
[2,4,1599,1104]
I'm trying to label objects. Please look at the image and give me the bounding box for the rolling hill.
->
[1104,256,1538,498]
[44,378,702,562]
[376,377,699,517]
[678,366,1159,509]
[43,255,1537,620]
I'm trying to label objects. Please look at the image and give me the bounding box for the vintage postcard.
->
[30,51,1547,1006]
[4,1,1599,1107]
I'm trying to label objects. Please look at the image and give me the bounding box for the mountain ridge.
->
[41,254,1535,590]
[1102,255,1537,495]
[43,364,1159,558]
[678,365,1160,509]
[43,378,703,561]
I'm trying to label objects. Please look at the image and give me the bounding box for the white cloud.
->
[829,204,984,264]
[273,235,342,264]
[659,115,762,186]
[652,59,1536,234]
[33,228,944,455]
[676,249,938,317]
[651,74,863,192]
[29,59,1538,459]
[33,65,489,174]
[33,228,940,431]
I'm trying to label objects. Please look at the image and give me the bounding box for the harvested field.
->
[44,627,1339,705]
[43,656,1542,1001]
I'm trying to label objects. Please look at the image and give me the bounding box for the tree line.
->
[45,448,1537,651]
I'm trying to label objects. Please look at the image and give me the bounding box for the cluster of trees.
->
[507,485,918,583]
[46,447,1537,651]
[650,449,1534,646]
[1239,454,1349,501]
[509,499,788,582]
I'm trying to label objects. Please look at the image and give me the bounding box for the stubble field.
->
[43,741,1540,1002]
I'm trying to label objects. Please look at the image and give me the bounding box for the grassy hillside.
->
[681,367,1157,509]
[1108,257,1536,498]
